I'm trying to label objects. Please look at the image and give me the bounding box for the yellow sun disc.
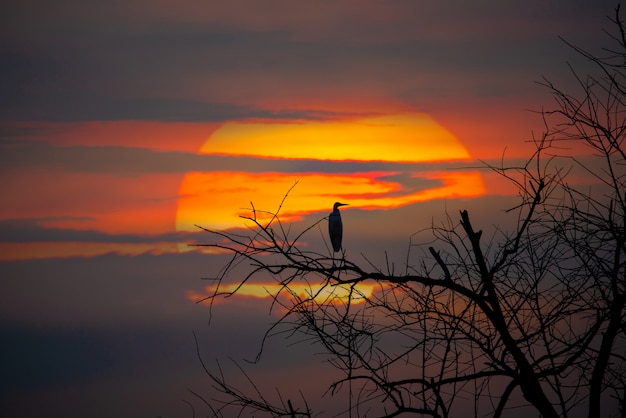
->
[200,113,471,162]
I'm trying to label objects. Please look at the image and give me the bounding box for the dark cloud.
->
[0,93,349,123]
[0,139,482,175]
[1,2,612,122]
[377,172,442,195]
[0,322,185,392]
[0,218,205,243]
[0,251,212,325]
[0,249,270,417]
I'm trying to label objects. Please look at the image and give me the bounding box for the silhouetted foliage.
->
[187,6,626,418]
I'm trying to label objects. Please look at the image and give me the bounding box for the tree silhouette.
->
[188,6,626,418]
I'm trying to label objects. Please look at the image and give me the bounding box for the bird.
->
[329,202,348,252]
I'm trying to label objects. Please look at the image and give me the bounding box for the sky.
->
[0,1,619,416]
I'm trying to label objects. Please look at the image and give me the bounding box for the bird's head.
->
[333,202,349,210]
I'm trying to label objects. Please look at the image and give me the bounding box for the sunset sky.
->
[0,1,616,416]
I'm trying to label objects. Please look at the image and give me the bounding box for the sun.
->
[200,113,471,162]
[176,112,485,232]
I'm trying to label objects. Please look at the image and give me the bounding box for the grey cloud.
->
[0,92,346,122]
[0,323,178,392]
[0,249,296,417]
[0,139,484,175]
[377,172,442,196]
[1,12,606,122]
[0,218,203,243]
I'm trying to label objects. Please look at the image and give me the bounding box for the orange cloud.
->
[2,121,218,152]
[176,170,485,231]
[0,241,230,261]
[0,170,182,235]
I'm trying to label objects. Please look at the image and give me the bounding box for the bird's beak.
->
[338,203,349,207]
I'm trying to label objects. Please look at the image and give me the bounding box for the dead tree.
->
[187,6,626,417]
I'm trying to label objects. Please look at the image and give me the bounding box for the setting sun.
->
[200,113,471,162]
[177,112,485,232]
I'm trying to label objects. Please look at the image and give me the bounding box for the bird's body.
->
[329,202,348,252]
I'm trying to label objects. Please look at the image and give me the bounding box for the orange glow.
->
[0,241,225,261]
[0,170,183,235]
[178,111,486,232]
[187,281,378,306]
[201,113,471,162]
[1,121,219,152]
[176,170,485,231]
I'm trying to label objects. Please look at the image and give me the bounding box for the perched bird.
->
[329,202,348,252]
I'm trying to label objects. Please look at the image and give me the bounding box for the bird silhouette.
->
[329,202,348,252]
